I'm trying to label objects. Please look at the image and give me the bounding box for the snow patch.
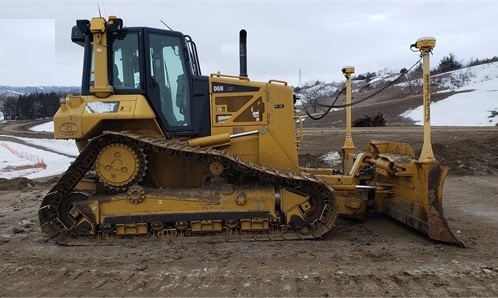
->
[29,121,54,132]
[320,151,341,167]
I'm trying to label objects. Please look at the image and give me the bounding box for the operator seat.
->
[113,64,123,87]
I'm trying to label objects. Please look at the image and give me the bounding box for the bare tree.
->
[299,83,331,113]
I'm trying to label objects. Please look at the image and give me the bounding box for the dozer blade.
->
[426,163,463,246]
[380,162,464,247]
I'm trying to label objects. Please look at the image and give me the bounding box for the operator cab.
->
[71,17,211,138]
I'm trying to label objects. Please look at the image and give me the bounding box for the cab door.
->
[145,30,193,136]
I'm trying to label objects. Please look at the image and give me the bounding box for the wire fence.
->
[0,142,47,169]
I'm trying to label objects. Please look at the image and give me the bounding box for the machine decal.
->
[212,83,260,93]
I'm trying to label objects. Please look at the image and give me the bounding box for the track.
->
[39,131,337,240]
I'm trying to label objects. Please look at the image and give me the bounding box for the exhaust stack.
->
[239,29,247,77]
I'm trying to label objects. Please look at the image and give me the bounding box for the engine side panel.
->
[209,75,299,170]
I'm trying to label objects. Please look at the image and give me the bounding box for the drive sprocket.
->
[95,142,145,189]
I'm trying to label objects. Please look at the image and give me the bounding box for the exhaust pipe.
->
[239,29,247,77]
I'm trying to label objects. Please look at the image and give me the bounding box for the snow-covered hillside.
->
[298,62,498,126]
[0,85,79,96]
[401,62,498,126]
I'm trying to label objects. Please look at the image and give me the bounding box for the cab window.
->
[112,32,141,90]
[149,33,190,127]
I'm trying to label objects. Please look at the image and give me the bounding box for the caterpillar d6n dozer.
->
[39,16,463,246]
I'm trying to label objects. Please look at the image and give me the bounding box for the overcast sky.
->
[0,0,497,87]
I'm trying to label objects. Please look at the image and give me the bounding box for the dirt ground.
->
[0,120,497,296]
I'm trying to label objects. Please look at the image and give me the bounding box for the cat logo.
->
[59,122,79,136]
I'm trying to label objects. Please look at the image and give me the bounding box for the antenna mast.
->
[160,20,173,31]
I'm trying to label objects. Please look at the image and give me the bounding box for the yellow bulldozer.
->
[39,16,462,246]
